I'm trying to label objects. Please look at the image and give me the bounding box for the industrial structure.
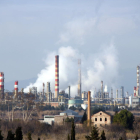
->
[55,55,59,100]
[0,72,4,99]
[78,59,81,98]
[0,55,140,113]
[14,81,18,98]
[136,65,140,96]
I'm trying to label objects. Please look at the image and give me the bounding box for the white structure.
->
[129,95,132,107]
[81,104,88,110]
[40,115,55,125]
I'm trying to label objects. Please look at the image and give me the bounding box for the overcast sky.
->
[0,0,140,95]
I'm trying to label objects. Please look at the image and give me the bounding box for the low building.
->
[40,109,82,125]
[55,109,82,125]
[129,96,140,108]
[39,115,55,125]
[91,111,111,127]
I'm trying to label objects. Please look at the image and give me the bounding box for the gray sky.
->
[0,0,140,95]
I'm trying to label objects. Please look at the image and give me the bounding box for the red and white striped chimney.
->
[0,72,4,99]
[55,55,59,99]
[134,87,136,96]
[14,81,18,97]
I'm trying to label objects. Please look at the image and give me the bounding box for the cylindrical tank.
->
[82,92,85,100]
[68,99,83,108]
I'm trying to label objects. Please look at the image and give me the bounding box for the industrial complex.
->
[0,55,140,112]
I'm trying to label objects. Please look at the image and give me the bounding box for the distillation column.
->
[47,82,51,102]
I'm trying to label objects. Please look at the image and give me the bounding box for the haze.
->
[0,0,140,95]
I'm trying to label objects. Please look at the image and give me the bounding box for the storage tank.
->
[68,99,83,108]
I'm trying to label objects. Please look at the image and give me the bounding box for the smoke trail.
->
[24,44,119,97]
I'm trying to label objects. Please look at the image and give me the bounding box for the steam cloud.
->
[24,44,119,97]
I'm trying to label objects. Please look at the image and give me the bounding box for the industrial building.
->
[40,109,82,125]
[0,54,139,117]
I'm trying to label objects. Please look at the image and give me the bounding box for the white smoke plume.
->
[24,44,119,97]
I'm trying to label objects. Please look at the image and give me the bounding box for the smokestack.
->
[134,87,136,96]
[121,86,124,98]
[116,89,118,102]
[47,82,50,102]
[55,55,59,99]
[68,86,70,99]
[111,88,113,99]
[14,81,18,98]
[0,72,4,99]
[78,59,81,98]
[101,81,103,99]
[88,91,91,126]
[21,88,24,93]
[43,83,45,101]
[136,66,139,96]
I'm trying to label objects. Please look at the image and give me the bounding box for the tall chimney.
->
[47,82,50,102]
[68,86,70,99]
[78,59,81,98]
[88,91,91,126]
[43,83,45,101]
[121,86,124,98]
[134,87,136,96]
[101,81,103,99]
[116,89,118,99]
[0,72,4,99]
[136,66,139,96]
[111,88,113,99]
[14,81,18,98]
[55,55,59,100]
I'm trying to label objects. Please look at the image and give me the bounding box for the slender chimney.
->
[121,86,124,98]
[68,86,70,99]
[116,89,118,99]
[14,81,18,98]
[47,82,50,102]
[78,59,81,98]
[111,88,113,99]
[134,87,136,96]
[101,81,103,99]
[0,72,4,99]
[55,55,59,99]
[88,91,91,126]
[43,83,45,101]
[136,66,139,96]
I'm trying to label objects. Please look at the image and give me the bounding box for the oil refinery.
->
[0,55,140,110]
